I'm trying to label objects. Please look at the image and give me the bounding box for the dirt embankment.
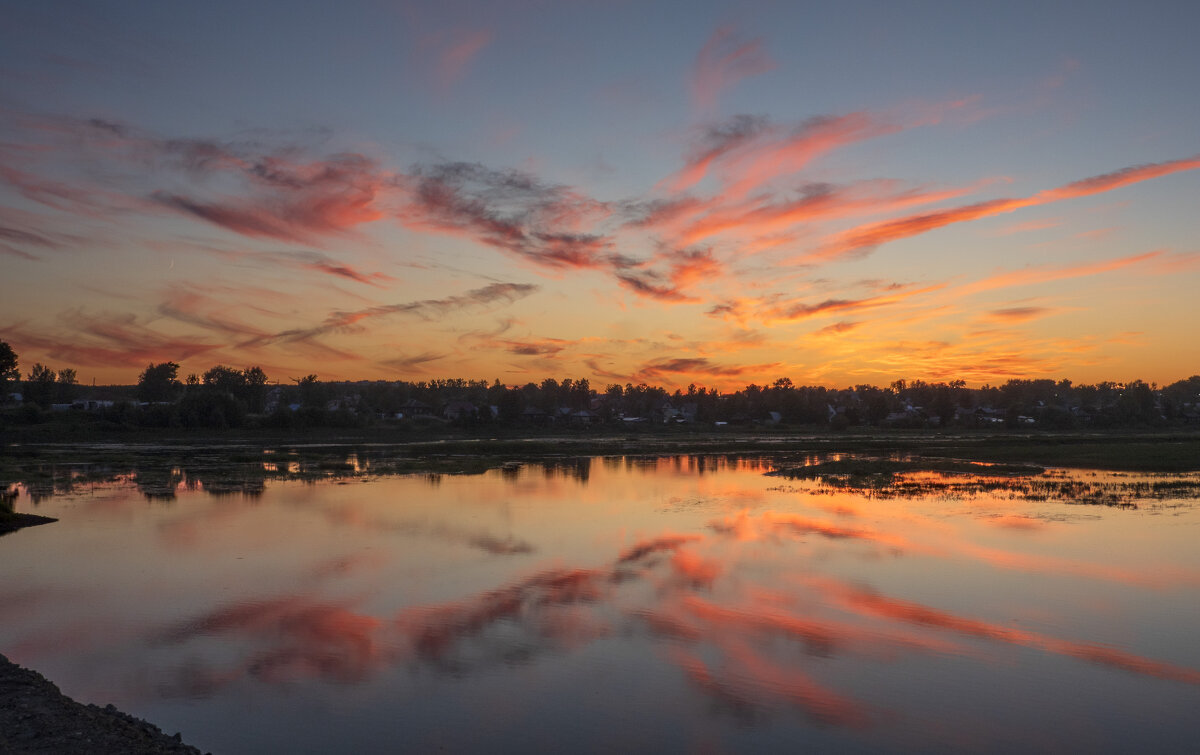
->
[0,653,207,754]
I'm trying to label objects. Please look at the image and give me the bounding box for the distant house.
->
[399,398,434,417]
[973,407,1005,426]
[443,400,477,421]
[883,408,926,428]
[652,400,679,424]
[569,409,598,425]
[520,406,552,424]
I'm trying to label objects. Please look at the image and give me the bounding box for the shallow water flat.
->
[3,455,1200,753]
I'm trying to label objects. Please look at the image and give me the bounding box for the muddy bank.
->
[0,653,207,754]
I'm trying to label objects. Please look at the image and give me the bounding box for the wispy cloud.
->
[378,351,447,372]
[199,247,396,287]
[813,321,861,336]
[956,250,1163,296]
[433,29,492,90]
[820,155,1200,260]
[979,306,1060,323]
[690,25,776,114]
[632,357,782,382]
[399,161,615,270]
[247,282,539,348]
[154,152,390,243]
[2,311,222,368]
[709,282,944,326]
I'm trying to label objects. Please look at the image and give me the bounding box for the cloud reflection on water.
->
[148,517,1200,726]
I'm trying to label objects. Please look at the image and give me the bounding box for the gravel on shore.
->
[0,653,208,755]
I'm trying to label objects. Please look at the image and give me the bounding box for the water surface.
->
[3,454,1199,753]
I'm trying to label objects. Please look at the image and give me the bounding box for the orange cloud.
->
[670,550,722,589]
[617,533,705,563]
[956,250,1162,296]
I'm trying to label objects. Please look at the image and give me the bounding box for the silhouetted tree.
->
[242,366,269,412]
[177,390,245,428]
[138,362,182,403]
[932,384,956,426]
[55,368,77,404]
[0,341,18,399]
[1114,380,1157,425]
[24,363,57,408]
[295,374,324,409]
[1162,375,1200,419]
[202,365,244,394]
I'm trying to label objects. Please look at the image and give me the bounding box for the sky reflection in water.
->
[3,455,1200,753]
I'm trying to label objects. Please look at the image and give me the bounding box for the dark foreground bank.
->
[0,512,56,537]
[0,653,206,755]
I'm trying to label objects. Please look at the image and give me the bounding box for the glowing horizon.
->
[2,2,1198,390]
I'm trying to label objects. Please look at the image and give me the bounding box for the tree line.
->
[1,340,1198,431]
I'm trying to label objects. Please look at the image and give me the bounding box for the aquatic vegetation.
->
[772,457,1200,507]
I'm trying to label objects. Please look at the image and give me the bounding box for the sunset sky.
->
[2,0,1198,389]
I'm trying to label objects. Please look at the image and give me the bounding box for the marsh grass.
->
[772,457,1200,507]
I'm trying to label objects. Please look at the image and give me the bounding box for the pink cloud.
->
[979,306,1061,323]
[2,313,223,368]
[819,580,1200,685]
[155,153,391,243]
[434,29,493,90]
[820,155,1200,260]
[690,25,776,113]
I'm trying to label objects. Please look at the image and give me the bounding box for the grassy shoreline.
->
[4,429,1199,474]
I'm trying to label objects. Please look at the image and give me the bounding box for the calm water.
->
[3,454,1200,753]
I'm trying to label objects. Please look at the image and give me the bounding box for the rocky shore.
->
[0,653,207,754]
